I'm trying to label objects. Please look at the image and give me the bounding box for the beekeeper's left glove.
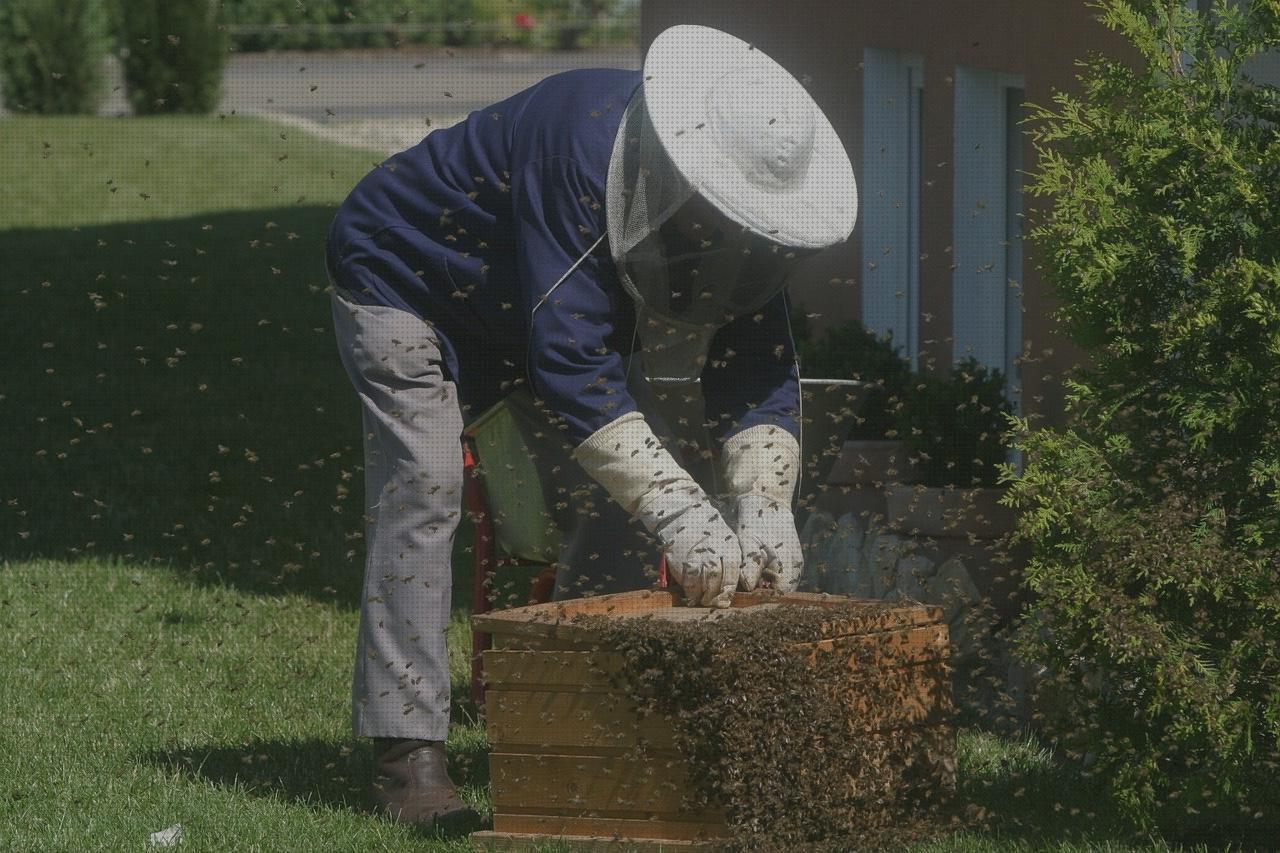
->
[721,425,803,592]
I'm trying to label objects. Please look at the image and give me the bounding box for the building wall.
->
[639,1,1140,428]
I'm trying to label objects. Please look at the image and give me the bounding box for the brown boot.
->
[370,738,479,829]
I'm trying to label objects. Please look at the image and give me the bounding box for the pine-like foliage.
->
[902,358,1013,488]
[1003,0,1280,841]
[0,0,110,115]
[113,0,227,115]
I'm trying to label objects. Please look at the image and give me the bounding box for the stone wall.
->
[799,511,984,653]
[798,506,1034,731]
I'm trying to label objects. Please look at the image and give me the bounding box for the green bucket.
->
[464,396,564,565]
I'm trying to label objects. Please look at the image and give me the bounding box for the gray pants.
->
[330,291,463,740]
[330,289,666,739]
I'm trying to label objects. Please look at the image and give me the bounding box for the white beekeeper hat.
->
[639,24,857,249]
[598,24,858,376]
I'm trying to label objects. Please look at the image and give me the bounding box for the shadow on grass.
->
[0,207,484,611]
[941,723,1271,853]
[139,732,491,838]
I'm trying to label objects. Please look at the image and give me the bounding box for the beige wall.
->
[640,1,1139,428]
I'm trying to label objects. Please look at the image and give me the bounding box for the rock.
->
[892,553,934,603]
[949,602,998,663]
[798,509,833,552]
[905,551,938,579]
[924,557,980,624]
[866,532,908,598]
[147,825,183,849]
[797,510,836,592]
[892,571,925,604]
[1005,655,1039,724]
[948,612,975,659]
[836,517,874,598]
[811,513,864,595]
[848,544,877,599]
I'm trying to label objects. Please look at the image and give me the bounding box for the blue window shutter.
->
[861,48,923,367]
[952,65,1025,413]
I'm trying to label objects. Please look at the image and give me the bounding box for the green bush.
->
[529,0,614,50]
[1003,0,1280,841]
[220,0,341,51]
[900,358,1013,487]
[339,1,439,48]
[592,0,638,45]
[214,0,630,51]
[218,0,497,51]
[0,0,109,114]
[113,0,227,114]
[794,318,913,441]
[793,319,1014,481]
[440,0,479,46]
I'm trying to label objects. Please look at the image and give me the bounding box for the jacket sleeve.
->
[700,290,802,444]
[514,155,639,446]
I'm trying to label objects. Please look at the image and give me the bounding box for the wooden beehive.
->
[470,589,955,851]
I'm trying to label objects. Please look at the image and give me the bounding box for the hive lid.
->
[471,589,943,643]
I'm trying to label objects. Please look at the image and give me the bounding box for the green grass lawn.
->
[0,116,1221,851]
[2,557,487,851]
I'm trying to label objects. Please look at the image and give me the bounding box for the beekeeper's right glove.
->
[573,411,743,607]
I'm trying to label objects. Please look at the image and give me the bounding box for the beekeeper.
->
[325,24,856,828]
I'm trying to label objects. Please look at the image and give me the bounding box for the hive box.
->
[470,589,955,851]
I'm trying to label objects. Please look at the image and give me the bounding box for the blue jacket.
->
[326,67,800,447]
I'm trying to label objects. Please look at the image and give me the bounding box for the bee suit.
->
[325,24,854,756]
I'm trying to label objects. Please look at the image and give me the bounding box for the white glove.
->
[721,425,804,592]
[573,412,742,607]
[734,494,805,591]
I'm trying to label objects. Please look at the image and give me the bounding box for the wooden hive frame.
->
[470,589,956,851]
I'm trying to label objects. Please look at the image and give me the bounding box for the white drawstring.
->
[531,229,802,506]
[781,294,804,506]
[530,233,607,318]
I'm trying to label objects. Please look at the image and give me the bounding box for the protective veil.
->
[605,89,815,380]
[603,25,856,381]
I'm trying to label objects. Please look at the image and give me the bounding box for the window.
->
[860,48,924,368]
[951,65,1025,415]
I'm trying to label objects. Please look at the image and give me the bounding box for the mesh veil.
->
[606,88,812,336]
[605,87,698,313]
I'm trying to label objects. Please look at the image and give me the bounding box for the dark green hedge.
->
[0,0,110,114]
[794,316,1014,485]
[113,0,227,114]
[220,1,470,51]
[218,0,631,52]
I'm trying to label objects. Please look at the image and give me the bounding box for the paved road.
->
[222,45,640,122]
[1,45,641,154]
[223,45,641,153]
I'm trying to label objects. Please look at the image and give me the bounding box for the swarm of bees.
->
[574,603,973,852]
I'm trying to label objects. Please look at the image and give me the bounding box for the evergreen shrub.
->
[1002,0,1280,841]
[113,0,228,114]
[0,0,110,114]
[902,358,1013,487]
